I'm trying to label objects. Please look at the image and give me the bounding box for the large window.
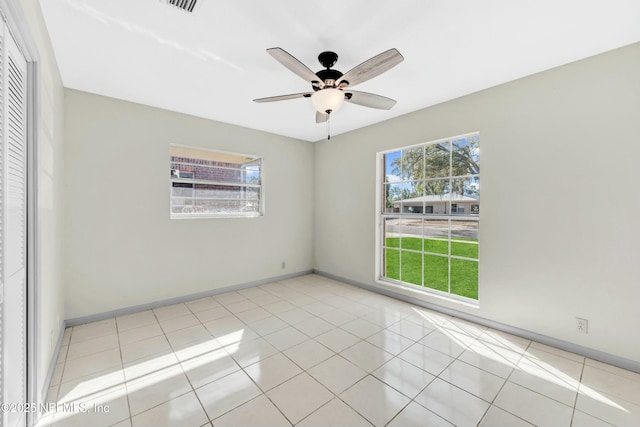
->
[170,145,262,218]
[378,133,479,301]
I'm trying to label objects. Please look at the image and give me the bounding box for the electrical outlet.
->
[576,317,588,334]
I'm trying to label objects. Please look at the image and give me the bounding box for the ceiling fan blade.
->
[345,90,397,110]
[253,92,312,103]
[267,47,320,84]
[316,111,328,123]
[337,48,404,88]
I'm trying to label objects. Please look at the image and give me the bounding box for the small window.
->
[170,145,262,218]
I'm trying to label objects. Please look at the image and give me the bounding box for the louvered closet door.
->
[1,17,28,427]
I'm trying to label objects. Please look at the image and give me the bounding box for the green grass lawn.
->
[385,237,478,300]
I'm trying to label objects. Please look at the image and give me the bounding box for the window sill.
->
[374,278,480,309]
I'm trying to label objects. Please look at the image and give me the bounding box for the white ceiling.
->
[39,0,640,142]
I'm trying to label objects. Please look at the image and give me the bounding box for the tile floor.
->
[38,274,640,427]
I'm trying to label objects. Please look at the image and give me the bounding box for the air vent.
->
[166,0,197,13]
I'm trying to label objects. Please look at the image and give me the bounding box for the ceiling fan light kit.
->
[311,88,344,114]
[253,47,404,138]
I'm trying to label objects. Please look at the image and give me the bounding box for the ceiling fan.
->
[253,47,404,125]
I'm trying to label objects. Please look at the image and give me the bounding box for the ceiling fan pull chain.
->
[327,113,331,140]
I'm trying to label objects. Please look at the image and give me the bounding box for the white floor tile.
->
[293,317,335,337]
[341,318,384,339]
[415,378,490,427]
[248,316,289,337]
[121,335,172,364]
[398,342,454,376]
[262,300,296,315]
[477,328,531,354]
[494,381,573,427]
[387,401,453,427]
[158,313,200,334]
[266,373,333,424]
[194,306,231,323]
[131,392,208,427]
[386,319,433,341]
[302,301,335,316]
[71,319,117,344]
[196,370,261,420]
[307,355,367,394]
[234,307,272,324]
[226,337,279,367]
[419,329,473,358]
[297,398,372,427]
[439,360,505,402]
[116,310,157,332]
[322,309,357,326]
[478,406,534,427]
[126,365,192,415]
[61,349,122,383]
[575,385,640,426]
[340,375,410,427]
[571,410,616,427]
[244,353,303,391]
[180,347,240,389]
[224,299,259,314]
[283,339,334,370]
[118,323,164,346]
[184,297,220,313]
[510,356,581,406]
[41,275,640,427]
[315,328,360,353]
[153,304,191,322]
[67,333,119,361]
[277,308,314,324]
[214,291,246,305]
[165,324,213,350]
[212,395,292,427]
[123,353,180,382]
[581,364,640,406]
[340,341,394,372]
[262,327,309,351]
[458,340,520,379]
[372,357,435,398]
[366,329,414,355]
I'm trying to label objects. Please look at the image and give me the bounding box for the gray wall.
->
[314,43,640,362]
[64,90,314,318]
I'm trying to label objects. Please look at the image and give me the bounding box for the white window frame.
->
[169,144,264,219]
[375,132,480,304]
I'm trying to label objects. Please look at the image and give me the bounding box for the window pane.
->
[401,147,424,181]
[451,220,478,259]
[451,259,478,300]
[385,183,403,213]
[384,150,402,183]
[452,135,479,176]
[423,219,448,255]
[424,142,450,179]
[423,179,450,214]
[399,218,423,250]
[401,251,422,286]
[450,177,479,215]
[385,248,400,280]
[384,217,400,248]
[424,254,448,293]
[400,181,422,214]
